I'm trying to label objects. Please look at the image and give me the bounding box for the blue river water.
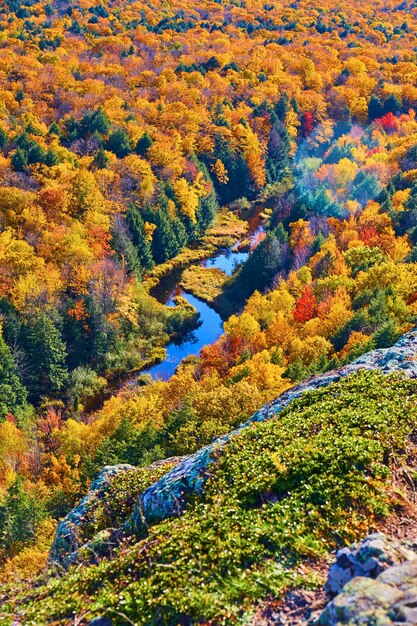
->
[145,291,225,380]
[199,249,249,275]
[145,247,250,380]
[144,222,264,381]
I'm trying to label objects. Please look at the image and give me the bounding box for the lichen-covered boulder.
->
[49,464,135,566]
[50,457,185,567]
[325,533,417,596]
[127,331,417,535]
[317,577,403,625]
[318,533,417,625]
[318,560,417,625]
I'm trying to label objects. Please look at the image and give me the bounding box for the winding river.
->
[144,220,264,381]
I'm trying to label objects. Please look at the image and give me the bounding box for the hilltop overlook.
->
[0,0,417,622]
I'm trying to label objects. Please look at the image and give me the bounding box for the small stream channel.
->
[144,218,264,381]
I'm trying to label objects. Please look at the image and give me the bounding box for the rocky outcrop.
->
[49,464,135,566]
[325,533,417,596]
[317,533,417,625]
[318,556,417,625]
[127,330,417,537]
[49,330,417,566]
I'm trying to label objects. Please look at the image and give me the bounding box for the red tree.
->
[301,112,314,137]
[293,285,316,323]
[376,112,399,133]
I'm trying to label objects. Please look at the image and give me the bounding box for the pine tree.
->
[23,316,68,402]
[105,129,132,158]
[126,205,154,270]
[172,216,188,249]
[0,127,8,149]
[94,149,110,169]
[45,149,60,166]
[48,122,62,137]
[11,148,28,172]
[0,476,44,550]
[383,93,401,116]
[26,142,47,165]
[135,132,153,156]
[274,93,289,122]
[90,108,111,135]
[211,133,251,203]
[196,188,218,234]
[368,94,383,120]
[265,121,291,184]
[230,226,290,301]
[150,209,181,263]
[0,331,28,421]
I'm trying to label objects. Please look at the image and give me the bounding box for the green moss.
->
[80,463,178,544]
[4,370,417,625]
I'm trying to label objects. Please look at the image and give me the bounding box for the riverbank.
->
[179,266,234,319]
[97,204,267,390]
[142,210,248,293]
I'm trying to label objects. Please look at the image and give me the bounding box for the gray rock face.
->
[49,464,135,566]
[318,563,417,625]
[318,535,417,625]
[325,533,417,596]
[127,330,417,536]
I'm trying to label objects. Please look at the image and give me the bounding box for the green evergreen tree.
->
[90,418,160,471]
[196,187,218,234]
[11,148,28,172]
[211,133,251,203]
[135,132,153,156]
[16,132,31,150]
[230,225,290,301]
[0,476,44,551]
[0,331,28,421]
[89,107,111,135]
[368,94,383,120]
[44,149,60,166]
[383,93,401,116]
[105,128,132,158]
[48,121,62,137]
[373,319,400,349]
[63,303,89,370]
[93,148,110,169]
[282,357,309,382]
[149,209,181,263]
[172,216,188,249]
[24,315,68,402]
[126,205,154,270]
[0,127,8,149]
[26,142,47,165]
[274,93,289,122]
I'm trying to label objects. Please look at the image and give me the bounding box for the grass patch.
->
[180,266,228,303]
